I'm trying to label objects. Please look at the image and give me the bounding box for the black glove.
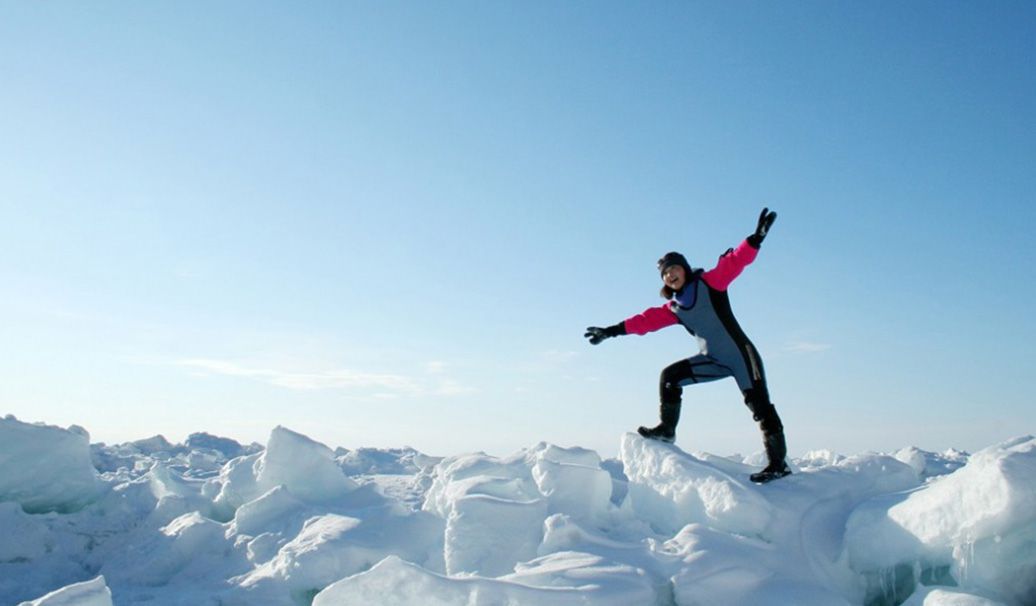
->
[747,207,777,248]
[584,323,626,345]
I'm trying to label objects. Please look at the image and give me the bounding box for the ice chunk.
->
[661,523,776,604]
[238,514,362,590]
[538,513,647,560]
[312,555,656,606]
[504,551,655,602]
[98,511,241,588]
[444,493,547,576]
[600,458,630,505]
[185,432,257,460]
[527,442,603,468]
[619,433,772,536]
[422,450,544,576]
[236,511,443,601]
[129,435,175,455]
[734,578,856,606]
[423,443,607,517]
[138,462,223,527]
[335,447,439,475]
[901,586,1008,605]
[846,436,1036,605]
[893,446,969,481]
[796,449,847,469]
[423,443,618,576]
[17,576,112,606]
[0,501,51,562]
[422,451,538,518]
[212,451,263,514]
[0,417,103,513]
[531,457,613,524]
[214,426,356,512]
[229,485,305,538]
[91,433,259,478]
[256,427,357,503]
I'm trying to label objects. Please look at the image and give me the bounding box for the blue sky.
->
[2,2,1034,458]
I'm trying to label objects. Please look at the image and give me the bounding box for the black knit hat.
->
[657,252,691,276]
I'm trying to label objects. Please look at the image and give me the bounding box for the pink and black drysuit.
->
[627,239,765,393]
[620,238,787,466]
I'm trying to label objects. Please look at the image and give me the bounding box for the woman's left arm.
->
[701,239,758,291]
[702,208,775,291]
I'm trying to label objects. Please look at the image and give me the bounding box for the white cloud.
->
[425,361,448,375]
[176,359,427,394]
[434,378,477,396]
[783,341,833,354]
[541,350,578,364]
[173,264,206,280]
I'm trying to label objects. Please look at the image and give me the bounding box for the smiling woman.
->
[585,210,790,483]
[659,253,690,296]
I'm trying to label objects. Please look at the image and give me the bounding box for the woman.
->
[584,208,790,483]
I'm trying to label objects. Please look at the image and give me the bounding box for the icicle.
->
[953,533,976,588]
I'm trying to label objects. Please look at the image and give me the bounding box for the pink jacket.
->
[624,239,758,335]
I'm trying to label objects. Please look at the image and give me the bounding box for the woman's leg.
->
[743,384,791,481]
[639,356,732,442]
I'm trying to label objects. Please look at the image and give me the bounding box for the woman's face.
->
[662,265,687,291]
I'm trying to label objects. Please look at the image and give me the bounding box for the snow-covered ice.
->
[0,416,102,513]
[2,414,1034,606]
[17,576,112,606]
[845,437,1036,606]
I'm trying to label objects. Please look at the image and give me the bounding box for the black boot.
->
[750,429,791,483]
[745,393,791,483]
[638,401,680,443]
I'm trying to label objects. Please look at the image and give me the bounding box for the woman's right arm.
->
[623,304,679,335]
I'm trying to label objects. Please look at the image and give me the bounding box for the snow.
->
[2,414,1035,606]
[619,432,773,536]
[312,554,657,606]
[214,426,358,513]
[17,576,112,606]
[901,586,1008,606]
[845,436,1036,605]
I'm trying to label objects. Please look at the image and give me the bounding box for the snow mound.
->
[98,511,241,590]
[422,441,615,576]
[234,509,443,603]
[185,432,257,460]
[901,586,1008,606]
[892,446,970,481]
[17,577,112,606]
[846,436,1036,606]
[0,501,51,562]
[3,418,1033,606]
[619,432,772,535]
[229,485,305,538]
[312,554,655,606]
[335,446,440,475]
[214,426,357,513]
[91,432,260,478]
[0,416,102,513]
